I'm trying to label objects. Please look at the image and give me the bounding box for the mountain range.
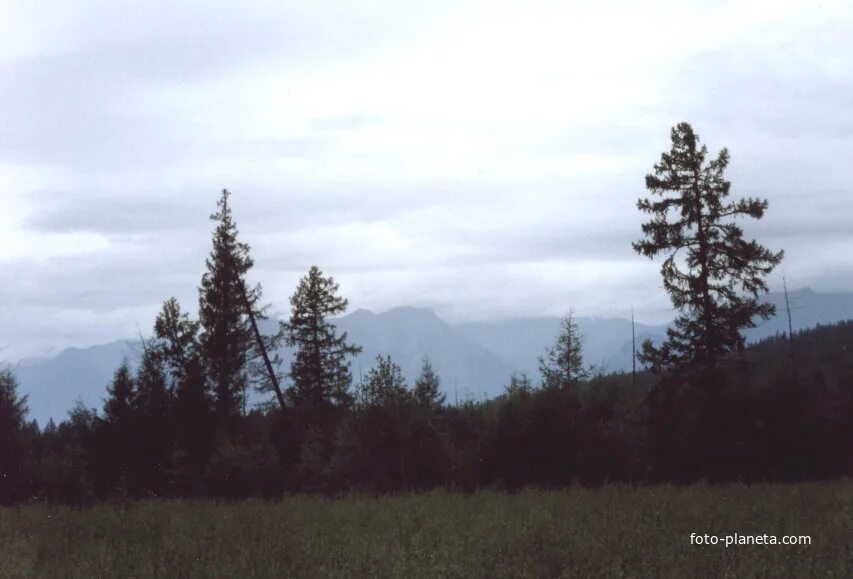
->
[11,287,853,426]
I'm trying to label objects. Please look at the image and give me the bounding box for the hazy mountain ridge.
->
[14,340,140,428]
[11,288,852,426]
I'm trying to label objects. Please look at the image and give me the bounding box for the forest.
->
[1,123,851,505]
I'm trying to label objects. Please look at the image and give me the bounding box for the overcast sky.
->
[1,0,852,360]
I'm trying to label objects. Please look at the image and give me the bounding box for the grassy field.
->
[1,482,850,578]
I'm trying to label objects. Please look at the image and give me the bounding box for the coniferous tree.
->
[153,297,212,473]
[133,348,172,495]
[346,355,412,489]
[277,266,360,489]
[409,357,449,489]
[284,266,362,410]
[98,362,137,496]
[504,372,534,397]
[103,361,136,427]
[48,400,98,504]
[633,123,784,375]
[539,311,588,390]
[413,357,446,411]
[198,190,259,433]
[0,368,29,504]
[154,297,200,386]
[360,355,410,408]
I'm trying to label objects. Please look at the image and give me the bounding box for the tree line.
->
[1,123,850,504]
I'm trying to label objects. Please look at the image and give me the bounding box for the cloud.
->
[1,0,853,359]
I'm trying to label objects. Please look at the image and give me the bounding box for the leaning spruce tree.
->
[634,123,783,374]
[198,189,259,431]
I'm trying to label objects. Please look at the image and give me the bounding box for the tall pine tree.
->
[633,123,783,375]
[199,190,260,433]
[279,266,360,487]
[283,266,361,410]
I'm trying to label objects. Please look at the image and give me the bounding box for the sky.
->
[1,0,852,360]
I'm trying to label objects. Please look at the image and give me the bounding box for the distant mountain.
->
[746,287,853,340]
[456,317,668,377]
[11,288,853,426]
[336,307,515,402]
[14,340,139,427]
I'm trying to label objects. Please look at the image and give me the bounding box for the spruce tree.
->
[356,354,412,489]
[152,298,213,477]
[360,355,410,408]
[133,348,172,494]
[99,362,137,496]
[154,297,200,386]
[280,267,360,487]
[409,357,449,489]
[0,368,29,505]
[283,266,361,410]
[198,189,258,432]
[413,357,445,411]
[633,123,784,374]
[539,311,588,390]
[103,362,136,426]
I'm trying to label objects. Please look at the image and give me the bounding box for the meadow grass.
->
[1,481,850,578]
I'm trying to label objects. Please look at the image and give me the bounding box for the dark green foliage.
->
[359,354,409,408]
[102,362,136,426]
[153,297,200,386]
[96,362,137,497]
[338,355,413,491]
[633,123,783,375]
[153,298,212,489]
[167,354,212,495]
[283,266,361,409]
[486,383,583,489]
[539,311,589,390]
[280,266,361,489]
[37,400,98,505]
[335,355,453,492]
[132,349,172,496]
[504,372,534,396]
[0,368,30,504]
[575,376,645,485]
[412,357,446,411]
[7,321,852,504]
[407,358,451,489]
[5,175,848,505]
[198,189,257,433]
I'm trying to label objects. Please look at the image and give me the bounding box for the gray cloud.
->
[0,1,450,169]
[2,0,853,360]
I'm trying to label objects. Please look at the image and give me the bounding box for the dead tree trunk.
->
[239,282,287,410]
